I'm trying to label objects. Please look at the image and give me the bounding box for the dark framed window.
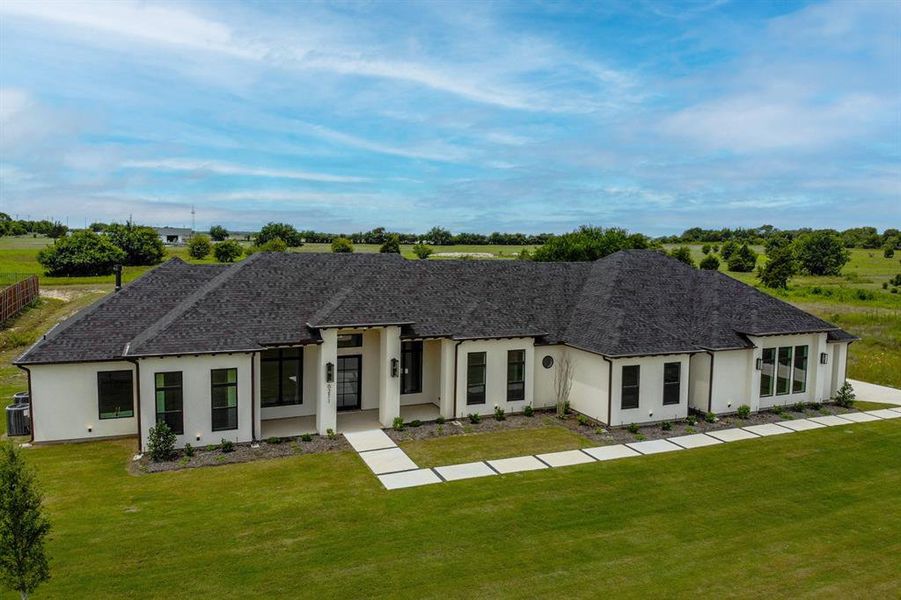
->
[337,334,363,348]
[155,371,183,435]
[211,368,238,431]
[97,370,134,419]
[776,346,793,395]
[507,349,525,402]
[261,348,302,407]
[760,347,776,397]
[401,341,423,395]
[792,345,808,393]
[663,362,681,405]
[621,365,640,410]
[467,352,487,405]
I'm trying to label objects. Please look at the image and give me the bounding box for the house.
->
[154,227,193,245]
[14,251,856,451]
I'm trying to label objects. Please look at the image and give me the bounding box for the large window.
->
[760,348,776,397]
[621,365,640,410]
[467,352,487,405]
[776,346,793,395]
[401,341,423,395]
[154,371,183,435]
[792,345,808,394]
[261,348,302,407]
[97,370,134,419]
[507,350,525,402]
[663,362,681,405]
[211,368,238,431]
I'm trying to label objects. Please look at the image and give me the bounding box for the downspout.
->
[705,350,715,414]
[250,352,257,442]
[602,356,613,427]
[126,358,142,453]
[452,341,463,419]
[16,365,34,443]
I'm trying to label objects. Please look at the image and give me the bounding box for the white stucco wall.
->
[688,353,711,412]
[708,349,754,413]
[28,361,138,443]
[608,354,691,426]
[829,341,849,399]
[137,353,253,450]
[400,339,441,406]
[533,345,610,422]
[454,338,534,417]
[747,332,831,409]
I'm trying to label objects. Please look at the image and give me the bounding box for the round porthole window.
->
[542,355,554,369]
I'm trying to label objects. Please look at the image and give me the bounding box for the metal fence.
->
[0,274,39,323]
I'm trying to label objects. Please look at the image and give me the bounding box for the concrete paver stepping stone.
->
[706,428,760,442]
[434,462,496,481]
[865,409,901,419]
[378,469,442,490]
[776,419,825,431]
[890,407,901,415]
[808,415,854,426]
[344,429,397,452]
[536,450,596,468]
[582,445,641,461]
[838,412,882,423]
[626,439,683,455]
[669,433,723,448]
[358,447,418,475]
[488,456,548,474]
[742,423,794,436]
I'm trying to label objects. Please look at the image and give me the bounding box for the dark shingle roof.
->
[16,250,855,364]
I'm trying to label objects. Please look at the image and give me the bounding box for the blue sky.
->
[0,0,898,235]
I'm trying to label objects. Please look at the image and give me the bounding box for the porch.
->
[260,403,441,439]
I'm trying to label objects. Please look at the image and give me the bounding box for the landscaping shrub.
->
[523,405,534,417]
[809,402,822,410]
[736,404,751,419]
[594,426,606,435]
[409,420,422,428]
[494,406,506,421]
[435,415,445,425]
[634,434,646,441]
[791,402,806,413]
[661,421,672,431]
[669,246,694,267]
[183,443,195,458]
[412,243,433,259]
[266,437,282,444]
[300,433,313,442]
[37,230,126,276]
[699,254,720,270]
[685,414,698,426]
[220,439,235,453]
[392,416,405,431]
[148,421,176,462]
[833,381,856,408]
[214,240,243,262]
[379,234,401,254]
[577,414,590,427]
[187,235,212,259]
[468,413,481,424]
[627,423,639,434]
[326,428,337,440]
[705,411,717,423]
[331,237,354,253]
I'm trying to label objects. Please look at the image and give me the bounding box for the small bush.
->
[685,414,698,426]
[577,414,590,427]
[661,421,672,431]
[494,406,506,421]
[412,243,433,260]
[148,421,176,462]
[300,433,313,442]
[183,443,195,458]
[523,405,534,417]
[326,428,337,440]
[187,235,212,259]
[634,434,646,441]
[267,436,282,444]
[791,402,806,413]
[685,426,696,434]
[468,413,481,424]
[809,401,822,410]
[564,400,571,414]
[392,416,405,431]
[220,439,235,453]
[854,289,875,301]
[699,254,720,271]
[331,237,354,253]
[833,381,855,408]
[705,411,717,423]
[594,426,606,435]
[627,423,639,434]
[435,415,445,425]
[409,419,422,428]
[205,444,217,452]
[736,404,751,419]
[214,240,243,263]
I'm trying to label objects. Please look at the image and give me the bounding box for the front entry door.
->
[337,355,362,411]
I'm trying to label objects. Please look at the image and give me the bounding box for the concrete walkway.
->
[346,408,900,491]
[849,379,901,406]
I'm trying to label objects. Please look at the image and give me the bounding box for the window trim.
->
[154,371,184,435]
[775,346,794,396]
[211,368,238,432]
[466,352,487,405]
[760,347,776,397]
[506,349,526,402]
[621,365,640,410]
[260,348,303,407]
[792,345,808,394]
[662,361,681,406]
[401,341,423,395]
[97,370,134,420]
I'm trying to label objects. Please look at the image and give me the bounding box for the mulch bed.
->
[384,413,552,443]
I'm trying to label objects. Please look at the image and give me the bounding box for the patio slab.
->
[435,462,497,481]
[378,469,442,490]
[536,450,596,468]
[776,419,826,432]
[487,456,548,474]
[706,428,760,443]
[865,409,901,419]
[344,429,397,452]
[742,423,794,437]
[358,447,418,474]
[808,415,855,427]
[669,433,723,449]
[582,445,641,461]
[838,412,882,423]
[626,439,683,455]
[847,379,901,406]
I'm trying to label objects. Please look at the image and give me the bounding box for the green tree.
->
[379,234,401,254]
[699,254,720,270]
[46,222,68,239]
[532,226,650,262]
[331,237,354,253]
[213,240,243,263]
[720,240,738,260]
[727,244,758,272]
[424,226,452,245]
[701,244,711,255]
[256,223,302,247]
[36,230,126,276]
[186,235,212,259]
[669,246,694,267]
[255,237,287,253]
[794,231,850,276]
[88,222,107,233]
[208,225,228,241]
[411,243,433,259]
[105,222,165,266]
[758,246,796,289]
[0,444,51,600]
[883,245,894,259]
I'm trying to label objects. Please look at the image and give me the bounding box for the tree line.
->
[659,225,899,252]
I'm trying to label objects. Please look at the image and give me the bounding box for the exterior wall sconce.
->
[755,358,762,371]
[820,352,829,365]
[87,425,93,433]
[391,358,399,378]
[326,362,334,383]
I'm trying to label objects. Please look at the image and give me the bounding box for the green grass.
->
[853,401,898,411]
[400,425,593,467]
[3,421,899,598]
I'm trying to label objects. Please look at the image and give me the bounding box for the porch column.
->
[316,329,338,435]
[438,339,456,419]
[378,326,401,427]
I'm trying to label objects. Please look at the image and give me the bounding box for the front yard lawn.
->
[399,425,594,467]
[852,400,898,411]
[7,420,900,598]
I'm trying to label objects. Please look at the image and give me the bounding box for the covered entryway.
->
[337,355,362,411]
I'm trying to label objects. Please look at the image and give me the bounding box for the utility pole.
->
[191,204,196,233]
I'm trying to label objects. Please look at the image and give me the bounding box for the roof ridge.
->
[126,254,264,355]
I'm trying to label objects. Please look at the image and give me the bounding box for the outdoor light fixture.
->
[87,425,93,433]
[755,358,762,371]
[391,358,399,378]
[820,352,829,365]
[196,434,201,441]
[326,362,335,383]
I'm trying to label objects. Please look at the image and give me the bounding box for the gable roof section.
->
[16,250,855,365]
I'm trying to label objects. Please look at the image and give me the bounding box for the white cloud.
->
[120,159,369,183]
